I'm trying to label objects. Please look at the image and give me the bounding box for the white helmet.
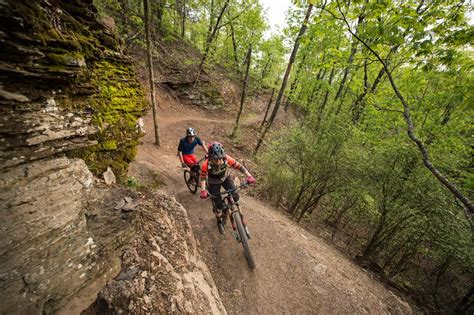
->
[186,127,196,136]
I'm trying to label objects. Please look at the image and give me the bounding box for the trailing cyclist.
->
[177,127,208,174]
[199,142,256,225]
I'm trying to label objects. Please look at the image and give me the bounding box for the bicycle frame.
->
[209,183,248,231]
[208,183,255,269]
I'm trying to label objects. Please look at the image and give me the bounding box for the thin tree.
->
[144,0,160,146]
[259,54,273,86]
[333,1,366,101]
[315,64,336,128]
[259,86,276,131]
[176,0,187,37]
[284,44,311,112]
[194,0,230,87]
[232,45,252,138]
[255,1,315,154]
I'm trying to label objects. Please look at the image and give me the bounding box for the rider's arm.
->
[226,155,248,174]
[177,139,186,165]
[196,137,208,154]
[227,155,254,180]
[201,142,209,154]
[178,151,185,164]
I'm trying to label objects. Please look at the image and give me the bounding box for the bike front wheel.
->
[184,170,198,194]
[233,212,255,269]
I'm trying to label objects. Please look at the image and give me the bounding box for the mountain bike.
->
[183,155,207,194]
[209,183,255,269]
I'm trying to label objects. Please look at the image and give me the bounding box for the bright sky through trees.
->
[259,0,292,35]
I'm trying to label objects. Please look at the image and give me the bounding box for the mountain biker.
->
[177,128,208,172]
[199,142,256,221]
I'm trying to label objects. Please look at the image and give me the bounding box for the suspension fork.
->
[227,195,246,229]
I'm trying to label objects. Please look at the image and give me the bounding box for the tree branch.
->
[334,0,473,220]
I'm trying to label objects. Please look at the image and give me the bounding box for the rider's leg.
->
[182,154,197,168]
[208,182,224,217]
[222,176,239,203]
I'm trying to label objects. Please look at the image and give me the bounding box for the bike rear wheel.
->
[233,212,255,269]
[184,170,198,194]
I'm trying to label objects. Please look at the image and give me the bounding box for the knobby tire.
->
[184,170,198,194]
[233,212,255,269]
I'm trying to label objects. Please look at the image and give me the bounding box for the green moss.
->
[46,52,85,66]
[14,1,149,182]
[123,146,137,162]
[127,176,140,189]
[102,140,117,150]
[73,59,147,181]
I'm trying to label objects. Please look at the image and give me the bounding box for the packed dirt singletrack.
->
[133,91,412,314]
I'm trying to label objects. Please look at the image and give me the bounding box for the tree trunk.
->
[194,0,230,86]
[284,42,311,112]
[297,194,324,223]
[334,6,365,101]
[259,87,275,131]
[229,22,239,70]
[151,0,165,33]
[316,65,336,128]
[268,4,313,124]
[361,201,388,260]
[330,199,355,240]
[232,45,252,138]
[180,0,186,37]
[205,0,215,50]
[351,64,386,123]
[454,286,474,313]
[260,54,273,85]
[255,3,313,154]
[144,0,160,146]
[307,67,327,105]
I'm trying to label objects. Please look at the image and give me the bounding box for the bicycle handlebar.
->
[198,155,208,163]
[207,182,250,199]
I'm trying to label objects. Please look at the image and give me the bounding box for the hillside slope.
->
[131,88,413,314]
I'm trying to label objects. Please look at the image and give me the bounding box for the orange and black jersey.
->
[200,155,247,184]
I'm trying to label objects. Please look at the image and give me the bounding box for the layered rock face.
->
[0,0,147,179]
[0,1,225,314]
[85,190,226,314]
[0,0,144,313]
[0,158,134,314]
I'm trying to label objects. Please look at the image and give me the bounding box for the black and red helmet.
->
[208,142,224,159]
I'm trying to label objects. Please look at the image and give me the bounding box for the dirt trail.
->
[134,93,412,314]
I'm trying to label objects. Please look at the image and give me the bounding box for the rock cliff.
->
[0,1,224,313]
[0,0,147,179]
[84,189,226,314]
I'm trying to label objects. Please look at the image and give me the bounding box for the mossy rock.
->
[4,0,148,182]
[46,52,86,67]
[102,140,117,150]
